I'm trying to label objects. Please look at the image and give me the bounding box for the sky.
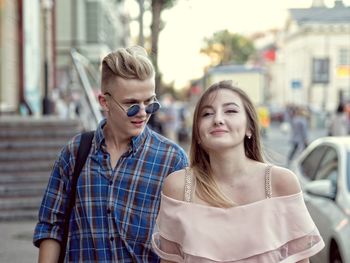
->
[126,0,350,89]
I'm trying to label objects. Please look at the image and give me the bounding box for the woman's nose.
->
[213,112,224,125]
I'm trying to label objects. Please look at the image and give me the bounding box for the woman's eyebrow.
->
[223,102,240,107]
[201,105,214,110]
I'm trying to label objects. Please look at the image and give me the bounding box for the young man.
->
[33,46,189,262]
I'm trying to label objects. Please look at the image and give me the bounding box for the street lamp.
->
[41,0,53,115]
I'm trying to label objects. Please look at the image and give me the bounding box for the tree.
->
[137,0,145,46]
[135,0,176,91]
[201,30,256,67]
[150,0,176,91]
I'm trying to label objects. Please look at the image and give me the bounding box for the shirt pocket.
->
[115,186,161,243]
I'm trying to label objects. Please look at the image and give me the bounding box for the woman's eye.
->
[202,112,213,117]
[226,109,238,114]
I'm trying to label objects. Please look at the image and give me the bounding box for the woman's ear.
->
[98,93,109,112]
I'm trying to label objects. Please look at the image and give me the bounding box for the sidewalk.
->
[0,220,37,262]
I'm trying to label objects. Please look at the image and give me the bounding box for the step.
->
[0,172,50,184]
[0,209,38,221]
[0,140,69,150]
[0,116,82,128]
[0,161,54,173]
[0,196,42,210]
[0,183,46,197]
[0,128,80,137]
[0,151,59,162]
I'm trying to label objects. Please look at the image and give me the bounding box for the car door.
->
[303,145,340,263]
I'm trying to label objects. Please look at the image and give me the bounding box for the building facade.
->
[0,0,130,116]
[56,0,130,92]
[270,0,350,112]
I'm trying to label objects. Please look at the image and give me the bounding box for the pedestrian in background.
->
[152,80,324,262]
[287,106,309,165]
[328,103,349,136]
[33,46,188,262]
[157,93,181,143]
[257,104,270,137]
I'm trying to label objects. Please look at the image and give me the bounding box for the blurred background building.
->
[272,0,350,112]
[0,0,130,221]
[0,0,130,117]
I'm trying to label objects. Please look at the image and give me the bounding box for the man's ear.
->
[98,93,109,112]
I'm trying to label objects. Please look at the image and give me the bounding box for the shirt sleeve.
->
[33,136,78,247]
[173,146,189,172]
[278,228,324,263]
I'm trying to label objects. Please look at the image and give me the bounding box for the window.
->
[338,48,350,66]
[312,58,329,84]
[300,146,327,180]
[86,2,100,43]
[315,147,338,182]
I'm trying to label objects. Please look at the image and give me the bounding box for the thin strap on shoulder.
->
[184,168,193,202]
[265,164,273,199]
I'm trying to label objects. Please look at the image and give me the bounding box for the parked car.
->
[290,137,350,263]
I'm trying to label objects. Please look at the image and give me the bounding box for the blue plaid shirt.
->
[33,119,188,262]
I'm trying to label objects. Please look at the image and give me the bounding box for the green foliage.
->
[201,30,256,66]
[163,0,176,10]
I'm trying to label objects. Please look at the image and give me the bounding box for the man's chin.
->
[129,126,145,137]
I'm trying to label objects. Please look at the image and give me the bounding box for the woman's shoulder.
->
[163,168,188,201]
[270,165,301,197]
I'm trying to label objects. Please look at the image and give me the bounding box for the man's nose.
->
[136,103,147,116]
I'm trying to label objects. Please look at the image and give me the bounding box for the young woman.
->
[152,80,324,263]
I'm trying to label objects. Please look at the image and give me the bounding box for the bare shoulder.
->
[270,165,301,197]
[162,169,187,201]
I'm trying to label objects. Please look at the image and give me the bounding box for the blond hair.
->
[190,80,264,208]
[101,46,154,92]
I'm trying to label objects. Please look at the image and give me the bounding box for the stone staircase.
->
[0,116,83,221]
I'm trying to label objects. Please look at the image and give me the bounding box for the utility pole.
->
[41,0,53,115]
[137,0,145,47]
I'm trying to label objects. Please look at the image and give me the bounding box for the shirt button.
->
[109,180,112,185]
[103,155,107,159]
[110,236,114,241]
[107,208,111,214]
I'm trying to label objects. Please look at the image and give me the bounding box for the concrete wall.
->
[207,72,265,105]
[0,0,19,113]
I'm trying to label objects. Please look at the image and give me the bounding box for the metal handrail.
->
[70,49,103,130]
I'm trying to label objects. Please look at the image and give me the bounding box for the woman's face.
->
[198,89,249,152]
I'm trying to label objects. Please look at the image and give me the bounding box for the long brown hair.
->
[189,80,264,207]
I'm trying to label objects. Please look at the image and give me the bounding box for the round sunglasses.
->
[104,92,161,117]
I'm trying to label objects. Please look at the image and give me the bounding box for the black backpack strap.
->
[59,131,94,263]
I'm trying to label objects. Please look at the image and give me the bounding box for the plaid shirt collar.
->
[93,118,150,156]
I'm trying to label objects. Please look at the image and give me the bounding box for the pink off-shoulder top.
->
[152,166,324,262]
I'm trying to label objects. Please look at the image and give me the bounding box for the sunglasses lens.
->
[145,102,160,114]
[126,102,160,117]
[127,105,140,117]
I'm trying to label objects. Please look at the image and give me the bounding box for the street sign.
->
[291,79,302,89]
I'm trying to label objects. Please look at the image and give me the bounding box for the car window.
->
[300,145,327,180]
[314,147,338,184]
